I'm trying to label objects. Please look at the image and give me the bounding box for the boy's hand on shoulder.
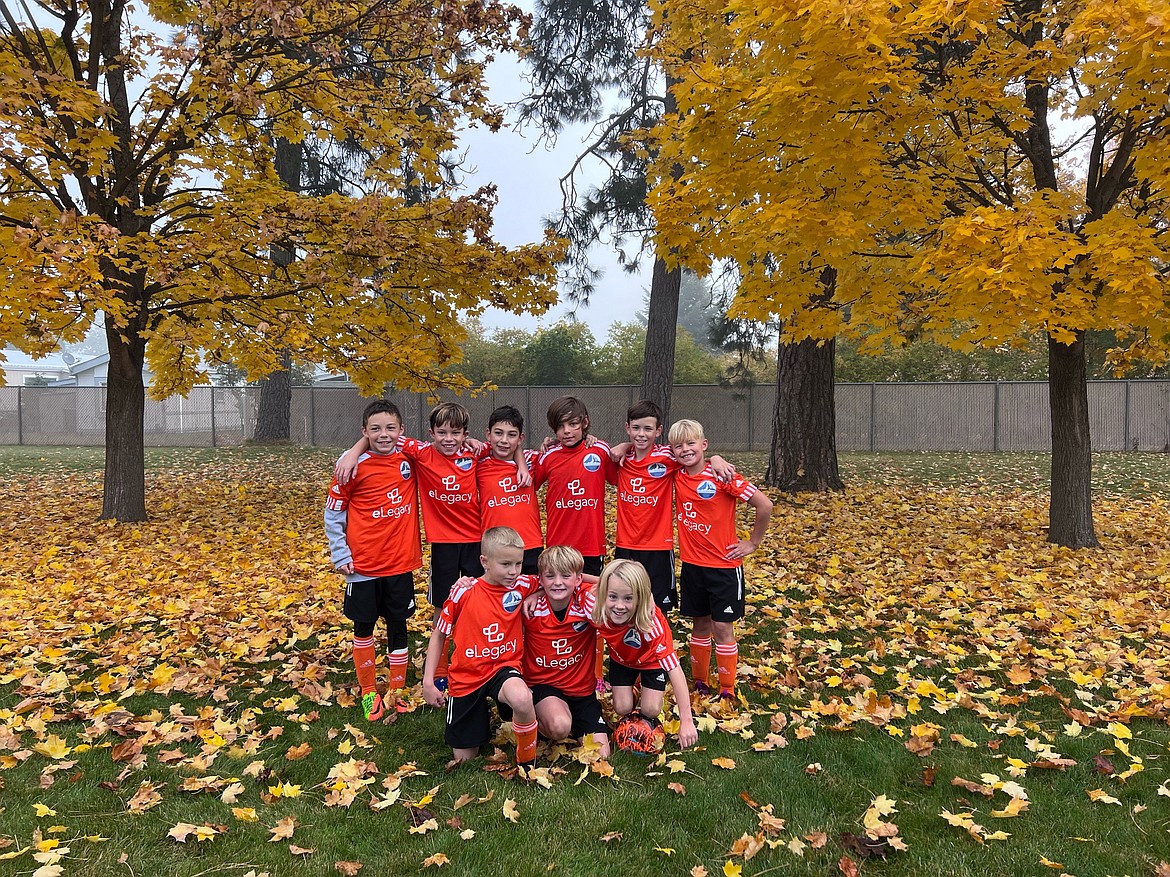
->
[609,441,630,462]
[539,435,556,453]
[521,591,542,619]
[709,454,736,482]
[423,680,446,708]
[583,434,599,448]
[461,436,485,455]
[334,450,362,485]
[453,575,477,591]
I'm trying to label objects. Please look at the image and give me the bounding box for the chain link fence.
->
[0,381,1167,452]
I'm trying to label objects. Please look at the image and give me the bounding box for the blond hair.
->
[481,526,525,557]
[592,559,655,633]
[667,418,705,445]
[538,545,585,578]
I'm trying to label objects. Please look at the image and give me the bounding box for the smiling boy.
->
[476,406,544,574]
[324,399,422,721]
[668,419,773,703]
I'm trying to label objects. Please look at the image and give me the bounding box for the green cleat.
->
[361,691,385,722]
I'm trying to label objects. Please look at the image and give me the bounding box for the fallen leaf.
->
[422,853,449,868]
[503,799,520,823]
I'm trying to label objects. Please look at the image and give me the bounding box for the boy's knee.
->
[543,714,573,740]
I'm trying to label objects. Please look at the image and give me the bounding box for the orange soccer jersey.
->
[325,451,422,577]
[397,436,481,543]
[475,450,543,550]
[579,589,681,672]
[521,594,597,697]
[673,465,758,569]
[436,575,538,697]
[537,440,616,557]
[615,445,679,551]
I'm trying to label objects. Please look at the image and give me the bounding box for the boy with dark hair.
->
[325,399,422,722]
[536,396,616,577]
[668,419,773,703]
[422,526,540,766]
[523,546,610,757]
[477,405,544,574]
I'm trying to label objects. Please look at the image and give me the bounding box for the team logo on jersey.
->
[502,590,522,613]
[572,621,590,633]
[582,452,602,472]
[623,627,643,648]
[696,479,718,499]
[647,462,668,478]
[455,456,474,471]
[399,461,412,480]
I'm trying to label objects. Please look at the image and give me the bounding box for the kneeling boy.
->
[522,546,610,757]
[422,527,539,766]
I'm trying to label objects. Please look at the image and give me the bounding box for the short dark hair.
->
[488,405,524,432]
[430,401,470,432]
[626,399,663,426]
[362,398,402,427]
[547,396,590,432]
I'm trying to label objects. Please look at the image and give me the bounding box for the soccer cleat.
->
[434,677,449,693]
[693,679,712,697]
[361,691,385,722]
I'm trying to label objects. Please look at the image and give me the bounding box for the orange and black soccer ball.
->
[613,714,665,756]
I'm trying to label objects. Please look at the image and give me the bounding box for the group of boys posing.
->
[325,396,773,765]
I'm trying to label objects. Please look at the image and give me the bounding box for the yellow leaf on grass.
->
[422,853,449,867]
[33,736,71,760]
[712,757,736,770]
[991,797,1029,818]
[1040,856,1064,868]
[723,862,742,877]
[232,808,258,822]
[1087,789,1121,805]
[408,819,438,835]
[503,799,520,823]
[655,847,675,855]
[33,804,56,818]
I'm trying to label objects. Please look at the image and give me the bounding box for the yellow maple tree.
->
[0,0,561,520]
[647,0,1170,547]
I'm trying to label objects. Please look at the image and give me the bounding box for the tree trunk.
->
[640,255,681,423]
[253,348,293,443]
[252,136,302,443]
[766,334,843,492]
[102,319,147,522]
[1047,332,1098,547]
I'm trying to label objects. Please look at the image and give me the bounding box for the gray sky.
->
[457,52,650,340]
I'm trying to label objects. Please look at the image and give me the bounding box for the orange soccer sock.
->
[352,636,379,695]
[689,636,712,687]
[388,648,409,690]
[715,641,739,694]
[594,638,605,681]
[514,719,539,766]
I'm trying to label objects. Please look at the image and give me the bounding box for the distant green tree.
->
[522,322,600,385]
[596,322,722,384]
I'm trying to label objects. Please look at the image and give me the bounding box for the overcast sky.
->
[456,52,651,341]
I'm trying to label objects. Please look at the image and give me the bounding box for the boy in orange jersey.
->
[668,419,773,704]
[476,406,544,574]
[611,400,735,612]
[522,546,610,757]
[325,399,422,722]
[336,402,530,692]
[422,527,540,766]
[535,396,617,577]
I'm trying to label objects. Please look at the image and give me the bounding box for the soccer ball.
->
[613,714,665,756]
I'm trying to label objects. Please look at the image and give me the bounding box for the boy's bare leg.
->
[637,687,666,720]
[451,747,478,762]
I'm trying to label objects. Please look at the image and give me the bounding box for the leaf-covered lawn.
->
[2,448,1169,876]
